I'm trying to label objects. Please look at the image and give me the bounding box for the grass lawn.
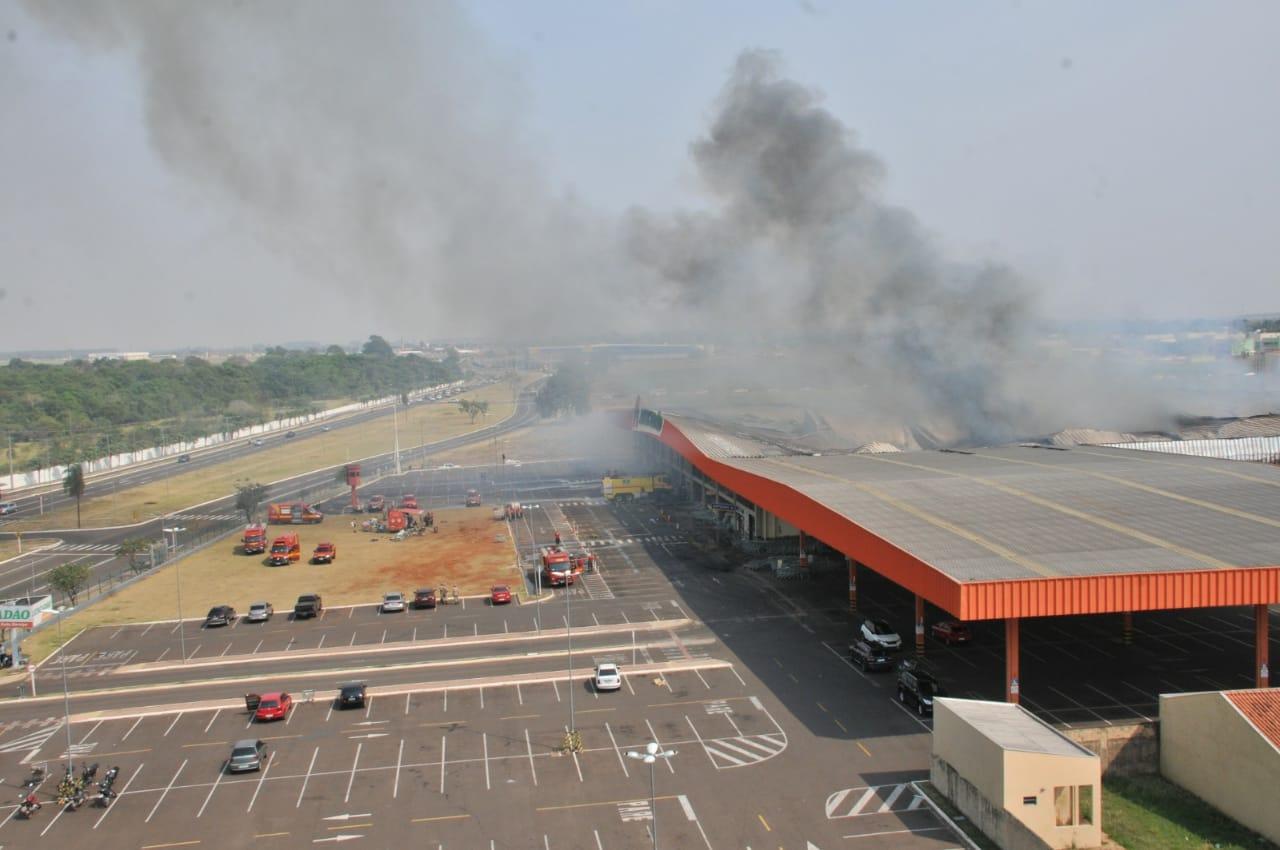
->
[1104,775,1278,850]
[23,505,524,662]
[0,537,58,564]
[8,380,529,531]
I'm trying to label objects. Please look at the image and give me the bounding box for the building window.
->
[1022,796,1037,805]
[1054,786,1075,826]
[1078,785,1094,825]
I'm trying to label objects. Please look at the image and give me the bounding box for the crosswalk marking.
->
[170,513,239,521]
[825,783,926,819]
[52,543,118,553]
[699,733,786,769]
[579,571,614,600]
[0,720,63,754]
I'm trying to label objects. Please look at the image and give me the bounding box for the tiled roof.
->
[1225,690,1280,750]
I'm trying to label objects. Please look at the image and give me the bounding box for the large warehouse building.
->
[628,408,1280,702]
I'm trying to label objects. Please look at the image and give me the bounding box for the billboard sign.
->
[0,596,53,630]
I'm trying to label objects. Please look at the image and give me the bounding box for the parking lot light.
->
[162,526,187,663]
[626,741,677,849]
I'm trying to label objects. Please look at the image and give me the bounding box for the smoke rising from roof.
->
[23,2,1182,444]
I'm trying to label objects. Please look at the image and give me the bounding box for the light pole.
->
[626,741,677,849]
[566,567,575,744]
[163,526,187,663]
[56,606,74,771]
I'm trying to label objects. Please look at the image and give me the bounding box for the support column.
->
[1122,611,1134,646]
[1257,604,1271,689]
[914,595,926,657]
[847,558,858,613]
[1006,618,1021,704]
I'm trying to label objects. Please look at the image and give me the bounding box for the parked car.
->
[176,453,192,463]
[931,620,972,646]
[898,667,945,716]
[861,619,902,651]
[293,594,323,619]
[285,430,297,439]
[204,605,237,627]
[490,585,512,605]
[250,439,265,447]
[227,739,266,773]
[849,639,894,672]
[380,592,406,613]
[594,663,622,692]
[438,463,458,470]
[338,681,367,708]
[246,601,274,623]
[400,494,419,509]
[465,489,482,507]
[254,692,293,722]
[0,501,17,516]
[367,495,386,513]
[412,588,437,610]
[311,542,337,564]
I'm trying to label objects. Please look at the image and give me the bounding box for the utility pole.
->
[392,401,402,476]
[566,573,576,748]
[6,433,13,494]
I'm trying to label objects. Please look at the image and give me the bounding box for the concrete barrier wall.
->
[5,380,464,490]
[931,756,1056,850]
[1062,721,1159,777]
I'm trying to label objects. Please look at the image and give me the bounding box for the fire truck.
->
[540,546,576,587]
[267,502,324,524]
[242,523,268,555]
[267,533,301,565]
[601,475,671,502]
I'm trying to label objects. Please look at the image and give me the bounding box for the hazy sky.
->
[2,1,1278,351]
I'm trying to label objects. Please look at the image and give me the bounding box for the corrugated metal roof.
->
[1225,690,1280,751]
[938,698,1096,758]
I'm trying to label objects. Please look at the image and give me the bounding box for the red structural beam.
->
[648,415,1280,622]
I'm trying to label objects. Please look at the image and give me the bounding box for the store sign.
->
[0,596,52,630]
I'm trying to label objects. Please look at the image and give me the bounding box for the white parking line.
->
[318,635,326,649]
[694,669,711,690]
[204,709,221,734]
[345,743,362,803]
[252,640,263,654]
[439,736,447,794]
[156,647,171,662]
[405,693,412,715]
[483,732,491,790]
[187,643,202,659]
[394,738,404,799]
[565,726,584,782]
[164,712,184,737]
[145,759,187,823]
[517,683,523,705]
[296,747,318,808]
[122,716,144,741]
[349,633,358,646]
[729,666,747,688]
[141,622,155,636]
[413,627,418,642]
[605,722,629,778]
[94,761,142,829]
[525,728,539,785]
[248,750,275,812]
[325,702,334,723]
[480,687,485,709]
[220,644,233,657]
[553,680,561,702]
[196,760,226,817]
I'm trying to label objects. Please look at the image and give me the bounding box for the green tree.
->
[115,537,154,575]
[535,364,591,419]
[49,561,92,606]
[234,480,268,523]
[362,335,395,357]
[63,462,85,528]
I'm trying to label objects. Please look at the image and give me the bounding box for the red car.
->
[254,691,293,722]
[931,620,973,645]
[401,494,419,509]
[311,542,337,564]
[490,585,512,605]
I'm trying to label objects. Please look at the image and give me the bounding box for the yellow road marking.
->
[758,813,772,831]
[773,657,783,668]
[577,707,616,715]
[499,714,541,720]
[182,741,228,748]
[329,824,372,830]
[857,741,871,757]
[834,718,848,734]
[788,673,798,684]
[411,814,472,824]
[538,795,679,813]
[254,833,289,839]
[78,747,151,759]
[260,734,302,741]
[419,720,468,727]
[142,842,201,850]
[816,701,827,713]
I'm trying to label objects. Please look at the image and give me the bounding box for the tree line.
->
[1,338,460,471]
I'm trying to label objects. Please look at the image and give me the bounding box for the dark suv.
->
[412,588,437,610]
[338,681,367,708]
[897,666,945,716]
[204,605,236,627]
[849,639,893,672]
[293,594,323,619]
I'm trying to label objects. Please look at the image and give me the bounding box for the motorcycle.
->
[17,793,42,819]
[21,764,45,791]
[80,762,99,783]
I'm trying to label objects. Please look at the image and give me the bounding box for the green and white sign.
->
[0,596,52,630]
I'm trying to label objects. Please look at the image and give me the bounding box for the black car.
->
[205,605,237,627]
[338,681,367,708]
[285,430,297,439]
[293,594,323,619]
[897,667,946,716]
[177,453,192,463]
[849,639,894,672]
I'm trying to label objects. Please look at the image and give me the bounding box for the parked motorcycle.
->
[16,793,42,819]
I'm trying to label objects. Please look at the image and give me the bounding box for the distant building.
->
[87,351,151,362]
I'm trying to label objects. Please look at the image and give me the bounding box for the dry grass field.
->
[22,506,522,662]
[8,380,527,531]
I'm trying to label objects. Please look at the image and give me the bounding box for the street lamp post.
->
[566,568,575,742]
[626,741,677,849]
[163,526,187,663]
[56,607,74,771]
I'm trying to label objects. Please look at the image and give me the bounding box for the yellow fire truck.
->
[602,474,672,502]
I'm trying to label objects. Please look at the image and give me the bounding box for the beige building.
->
[1160,689,1280,844]
[931,698,1101,850]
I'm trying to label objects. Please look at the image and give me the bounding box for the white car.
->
[246,601,274,622]
[594,663,622,692]
[861,619,902,651]
[438,463,459,470]
[380,592,406,613]
[0,501,18,516]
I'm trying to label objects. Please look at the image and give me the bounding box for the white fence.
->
[1102,435,1280,464]
[5,380,464,491]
